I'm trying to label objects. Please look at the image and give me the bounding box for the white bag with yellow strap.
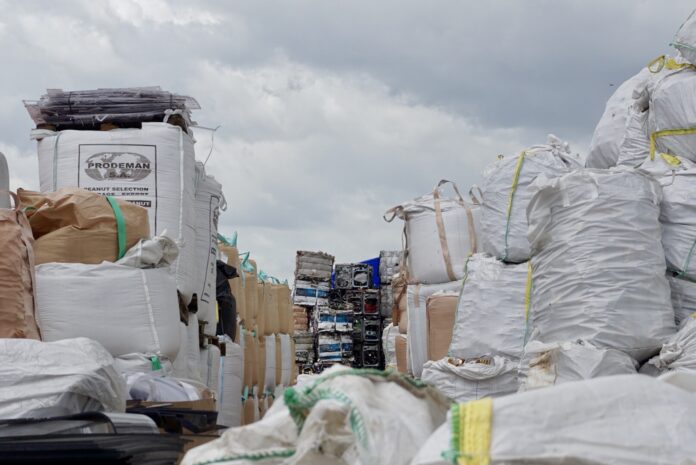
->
[527,168,675,363]
[384,180,480,285]
[448,255,529,362]
[406,280,463,378]
[641,155,696,282]
[411,373,696,465]
[480,135,581,264]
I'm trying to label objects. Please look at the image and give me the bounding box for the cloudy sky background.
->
[1,0,693,280]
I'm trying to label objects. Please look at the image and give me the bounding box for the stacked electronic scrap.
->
[334,263,381,369]
[384,180,477,378]
[292,251,334,373]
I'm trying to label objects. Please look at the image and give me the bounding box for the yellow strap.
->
[524,262,533,322]
[691,312,696,319]
[649,128,696,160]
[647,55,696,73]
[661,153,682,167]
[457,398,493,465]
[506,152,526,220]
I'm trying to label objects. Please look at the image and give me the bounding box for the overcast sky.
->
[1,1,693,280]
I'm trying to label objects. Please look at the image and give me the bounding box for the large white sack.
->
[33,123,197,302]
[449,255,528,361]
[615,107,651,167]
[384,180,480,284]
[673,9,696,65]
[527,168,676,362]
[669,274,696,326]
[641,155,696,281]
[586,67,652,169]
[194,161,225,333]
[172,315,202,383]
[200,344,221,396]
[407,280,464,378]
[265,335,277,394]
[647,62,696,163]
[182,366,450,465]
[114,353,174,377]
[480,135,581,263]
[643,317,696,375]
[518,340,637,392]
[421,356,518,403]
[217,341,243,427]
[36,262,181,359]
[279,334,292,386]
[411,374,696,465]
[0,337,126,418]
[382,323,399,370]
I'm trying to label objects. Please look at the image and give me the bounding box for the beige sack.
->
[19,187,149,265]
[0,192,40,339]
[426,293,457,361]
[396,334,409,374]
[264,284,279,336]
[256,336,266,394]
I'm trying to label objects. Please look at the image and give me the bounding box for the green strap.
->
[105,196,127,260]
[150,356,162,371]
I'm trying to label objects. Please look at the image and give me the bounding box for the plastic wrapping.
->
[527,168,676,362]
[480,135,580,263]
[0,338,126,418]
[449,255,528,361]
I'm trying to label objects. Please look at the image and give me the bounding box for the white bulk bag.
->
[36,262,180,359]
[0,337,126,418]
[412,374,696,465]
[182,366,450,465]
[421,356,518,403]
[382,323,399,370]
[643,317,696,375]
[641,155,696,281]
[669,274,696,326]
[407,280,463,378]
[647,63,696,163]
[217,342,243,427]
[194,161,225,333]
[616,107,651,167]
[449,255,528,361]
[279,334,292,386]
[114,353,174,377]
[384,180,479,284]
[480,135,581,263]
[673,9,696,65]
[200,344,221,395]
[527,168,676,362]
[33,123,197,302]
[265,335,277,393]
[586,67,652,169]
[518,340,637,392]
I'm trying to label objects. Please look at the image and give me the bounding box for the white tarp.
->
[586,67,651,169]
[643,317,696,375]
[218,340,243,427]
[0,337,125,418]
[407,280,463,378]
[384,180,480,284]
[480,135,581,263]
[421,356,518,403]
[194,161,225,333]
[669,274,696,326]
[518,340,637,391]
[182,366,450,465]
[641,155,696,281]
[36,262,181,359]
[527,168,676,362]
[449,254,528,361]
[411,374,696,465]
[33,123,197,302]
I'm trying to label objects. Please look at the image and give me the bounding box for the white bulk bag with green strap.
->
[448,254,529,362]
[384,180,480,285]
[33,123,197,303]
[527,168,675,362]
[411,373,696,465]
[181,366,450,465]
[480,135,581,264]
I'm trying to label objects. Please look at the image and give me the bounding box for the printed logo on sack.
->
[84,152,152,181]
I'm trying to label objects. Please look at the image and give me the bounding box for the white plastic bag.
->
[480,135,580,263]
[527,168,676,362]
[449,255,528,361]
[643,317,696,374]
